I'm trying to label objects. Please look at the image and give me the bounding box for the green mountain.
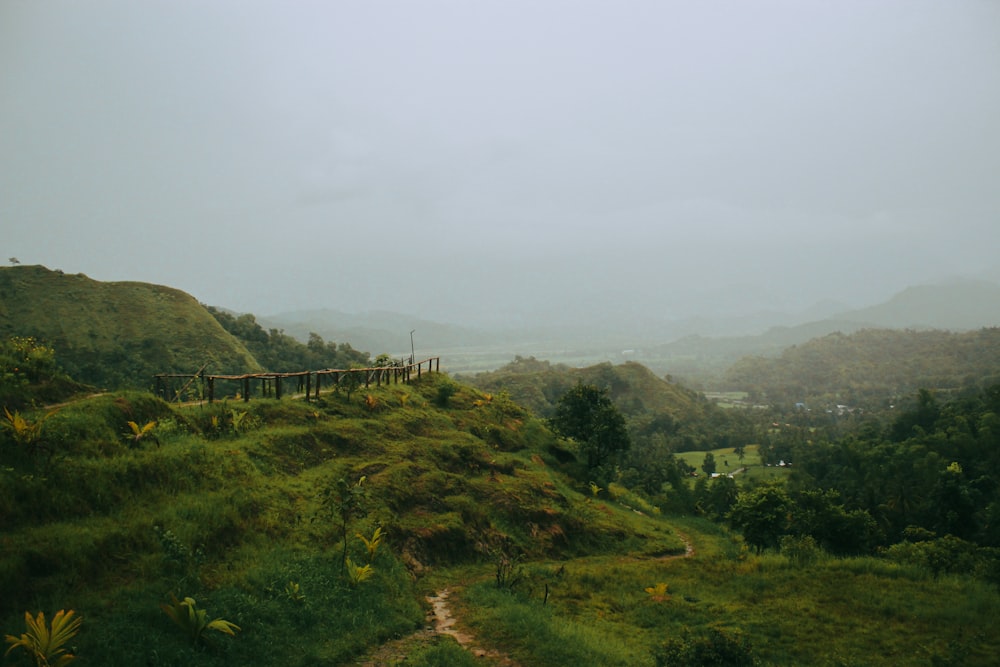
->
[0,265,260,390]
[645,280,1000,383]
[464,357,749,452]
[724,327,1000,407]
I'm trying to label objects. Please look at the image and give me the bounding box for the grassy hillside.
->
[724,327,1000,408]
[464,357,751,453]
[463,358,701,418]
[2,374,998,665]
[0,265,260,390]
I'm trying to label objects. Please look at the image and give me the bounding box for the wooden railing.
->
[154,357,441,403]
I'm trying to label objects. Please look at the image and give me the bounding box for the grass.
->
[455,521,1000,666]
[2,375,999,665]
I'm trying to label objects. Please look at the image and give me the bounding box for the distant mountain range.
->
[6,263,998,390]
[259,279,1000,378]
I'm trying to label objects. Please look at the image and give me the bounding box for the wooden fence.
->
[154,357,441,403]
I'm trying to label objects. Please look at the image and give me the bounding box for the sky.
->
[2,0,999,330]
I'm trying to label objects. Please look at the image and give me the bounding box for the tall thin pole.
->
[410,329,415,364]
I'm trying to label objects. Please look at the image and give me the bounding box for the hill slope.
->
[0,265,260,389]
[724,327,1000,406]
[465,358,749,452]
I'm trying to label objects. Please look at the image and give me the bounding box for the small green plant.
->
[491,539,525,592]
[588,481,603,498]
[125,420,156,447]
[230,409,248,434]
[317,475,368,574]
[357,526,384,562]
[284,581,305,603]
[4,609,82,667]
[3,407,58,459]
[780,534,820,567]
[153,525,203,584]
[644,582,671,602]
[434,380,457,407]
[160,594,240,645]
[345,558,374,585]
[364,394,379,412]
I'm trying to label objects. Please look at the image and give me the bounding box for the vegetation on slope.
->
[0,266,260,390]
[0,373,688,665]
[466,357,753,453]
[725,327,1000,409]
[205,306,371,373]
[2,367,999,664]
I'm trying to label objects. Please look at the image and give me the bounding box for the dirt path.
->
[357,531,694,666]
[356,588,519,666]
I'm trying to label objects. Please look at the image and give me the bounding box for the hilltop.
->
[0,265,260,389]
[464,357,750,453]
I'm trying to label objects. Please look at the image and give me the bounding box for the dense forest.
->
[205,306,370,373]
[724,327,1000,409]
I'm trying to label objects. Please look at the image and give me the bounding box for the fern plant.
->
[284,581,305,603]
[4,609,82,667]
[356,526,384,562]
[345,558,374,585]
[2,407,58,458]
[125,420,156,447]
[644,582,671,602]
[160,595,240,645]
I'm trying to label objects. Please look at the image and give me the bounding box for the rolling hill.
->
[724,326,1000,407]
[0,265,260,389]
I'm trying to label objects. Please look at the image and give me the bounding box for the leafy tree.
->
[735,444,746,465]
[701,452,717,476]
[728,483,792,554]
[705,475,739,520]
[928,462,978,540]
[550,383,631,476]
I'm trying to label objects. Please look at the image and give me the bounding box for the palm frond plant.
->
[160,595,240,645]
[4,609,82,667]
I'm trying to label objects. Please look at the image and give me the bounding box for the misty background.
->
[3,1,999,338]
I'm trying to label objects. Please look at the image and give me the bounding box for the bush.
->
[653,627,759,667]
[780,534,821,567]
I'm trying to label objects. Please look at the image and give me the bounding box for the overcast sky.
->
[2,0,999,328]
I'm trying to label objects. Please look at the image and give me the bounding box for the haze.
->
[3,1,999,332]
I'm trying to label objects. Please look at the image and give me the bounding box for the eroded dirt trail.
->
[359,532,694,665]
[428,588,520,665]
[356,588,519,666]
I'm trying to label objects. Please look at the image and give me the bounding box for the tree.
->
[550,383,630,474]
[702,452,717,476]
[318,475,368,574]
[728,483,792,554]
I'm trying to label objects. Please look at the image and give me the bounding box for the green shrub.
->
[653,626,759,667]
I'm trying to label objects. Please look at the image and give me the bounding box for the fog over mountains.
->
[259,278,1000,375]
[4,2,999,331]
